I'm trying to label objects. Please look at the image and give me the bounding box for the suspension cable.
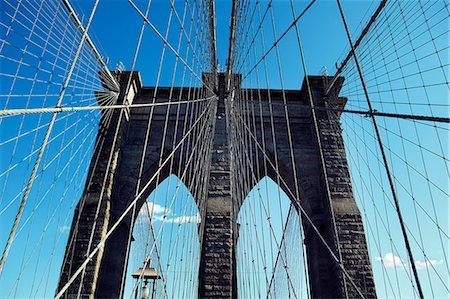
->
[335,0,424,297]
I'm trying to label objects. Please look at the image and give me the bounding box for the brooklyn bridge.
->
[0,0,448,298]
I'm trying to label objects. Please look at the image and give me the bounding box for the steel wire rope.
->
[238,0,316,83]
[366,24,440,295]
[168,40,206,297]
[0,15,111,101]
[124,93,215,298]
[0,97,212,116]
[332,83,387,297]
[336,0,425,296]
[6,108,103,240]
[148,5,199,295]
[10,84,68,297]
[78,0,160,295]
[231,0,272,77]
[322,74,382,297]
[234,10,266,295]
[254,0,284,280]
[183,1,217,268]
[122,0,178,295]
[130,2,214,294]
[348,72,410,297]
[347,35,408,296]
[229,111,301,299]
[61,0,118,89]
[127,0,214,95]
[236,63,263,298]
[245,41,271,295]
[72,93,126,297]
[161,111,215,297]
[340,113,450,293]
[7,108,100,297]
[267,1,330,296]
[341,95,425,296]
[26,106,99,297]
[267,205,296,298]
[0,102,112,216]
[229,0,308,296]
[0,0,103,273]
[232,108,369,298]
[164,9,202,296]
[391,2,450,277]
[231,102,249,298]
[55,97,216,298]
[339,1,447,91]
[247,46,267,299]
[0,0,80,210]
[168,0,213,74]
[19,0,118,90]
[36,130,98,297]
[58,105,116,292]
[332,0,422,91]
[228,100,303,298]
[9,74,101,298]
[342,111,402,298]
[0,0,113,177]
[337,3,449,114]
[248,16,273,292]
[339,110,446,296]
[156,3,207,293]
[242,45,266,298]
[231,94,255,298]
[333,0,379,74]
[275,0,312,294]
[71,0,173,293]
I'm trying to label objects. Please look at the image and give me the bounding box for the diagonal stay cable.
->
[325,0,388,96]
[127,0,215,95]
[0,0,101,274]
[0,96,214,116]
[62,0,119,91]
[130,107,215,298]
[240,0,316,82]
[228,93,303,298]
[335,1,424,297]
[265,205,295,298]
[231,106,367,299]
[55,97,216,298]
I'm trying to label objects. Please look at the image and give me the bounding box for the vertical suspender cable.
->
[335,1,424,298]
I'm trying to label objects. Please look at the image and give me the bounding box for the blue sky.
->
[0,0,448,298]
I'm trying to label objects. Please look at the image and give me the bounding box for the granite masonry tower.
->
[57,71,376,298]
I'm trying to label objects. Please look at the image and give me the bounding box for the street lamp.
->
[132,263,161,299]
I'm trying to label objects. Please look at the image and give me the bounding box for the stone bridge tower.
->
[57,71,376,298]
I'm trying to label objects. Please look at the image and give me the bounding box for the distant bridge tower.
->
[57,70,375,298]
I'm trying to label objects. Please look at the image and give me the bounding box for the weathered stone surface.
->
[199,73,236,299]
[239,76,375,298]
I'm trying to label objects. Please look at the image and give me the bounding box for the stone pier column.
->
[198,73,236,298]
[57,72,140,298]
[301,76,376,298]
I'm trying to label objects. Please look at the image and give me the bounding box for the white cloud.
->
[137,202,199,224]
[136,202,169,224]
[375,252,407,268]
[166,213,200,224]
[375,252,444,271]
[59,225,70,233]
[414,259,444,270]
[141,202,170,215]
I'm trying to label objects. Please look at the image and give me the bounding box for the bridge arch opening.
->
[123,174,201,299]
[236,176,309,298]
